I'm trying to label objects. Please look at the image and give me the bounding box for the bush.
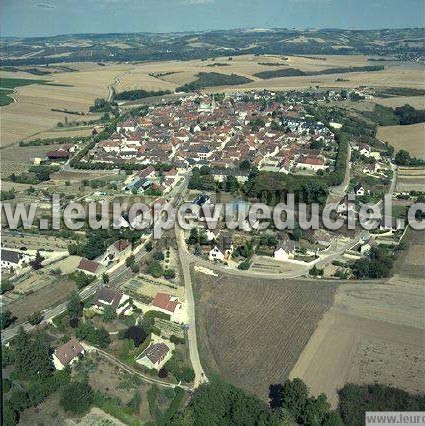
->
[158,368,168,378]
[27,311,43,325]
[170,335,185,345]
[1,279,14,294]
[148,261,164,278]
[164,269,176,279]
[338,384,425,426]
[60,381,93,415]
[238,260,251,270]
[143,310,171,321]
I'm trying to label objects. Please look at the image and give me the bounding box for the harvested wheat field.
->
[290,231,425,409]
[2,55,422,148]
[375,95,425,109]
[192,269,338,398]
[395,167,425,192]
[0,143,65,177]
[377,123,425,159]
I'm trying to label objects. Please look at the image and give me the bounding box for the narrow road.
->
[175,227,208,388]
[328,143,352,204]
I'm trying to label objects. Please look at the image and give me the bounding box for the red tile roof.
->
[114,239,130,252]
[78,258,101,274]
[55,338,84,366]
[152,293,179,313]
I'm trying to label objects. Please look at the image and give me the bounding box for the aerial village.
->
[1,88,412,395]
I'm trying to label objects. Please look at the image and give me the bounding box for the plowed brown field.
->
[192,269,338,398]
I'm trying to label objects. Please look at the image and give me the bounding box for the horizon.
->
[2,25,425,40]
[2,0,424,38]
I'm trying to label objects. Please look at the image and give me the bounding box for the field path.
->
[87,345,192,391]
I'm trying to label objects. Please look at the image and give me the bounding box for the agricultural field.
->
[192,268,338,398]
[2,55,423,149]
[395,166,425,192]
[0,142,64,177]
[1,233,71,252]
[289,229,425,408]
[377,123,425,159]
[392,228,425,278]
[375,95,425,109]
[2,273,77,324]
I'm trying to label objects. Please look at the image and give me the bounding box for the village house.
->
[97,140,121,153]
[77,258,102,275]
[273,239,296,261]
[46,148,70,161]
[117,119,137,132]
[53,338,85,370]
[91,286,133,316]
[295,155,327,172]
[209,236,233,261]
[151,292,183,322]
[124,177,153,193]
[353,183,366,196]
[136,342,171,371]
[1,249,33,271]
[359,236,376,255]
[104,239,131,263]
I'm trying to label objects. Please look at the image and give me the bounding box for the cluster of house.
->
[83,91,337,176]
[52,289,183,372]
[75,239,132,276]
[123,164,180,195]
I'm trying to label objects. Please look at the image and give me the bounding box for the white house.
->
[136,342,171,371]
[273,239,296,261]
[1,249,33,271]
[53,338,85,370]
[151,293,184,323]
[209,236,233,261]
[91,286,133,316]
[353,183,366,196]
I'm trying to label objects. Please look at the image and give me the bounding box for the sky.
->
[1,0,424,38]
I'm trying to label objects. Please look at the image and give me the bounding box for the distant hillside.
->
[0,28,423,66]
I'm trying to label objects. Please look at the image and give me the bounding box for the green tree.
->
[14,328,53,379]
[187,228,199,245]
[75,321,110,348]
[102,305,117,323]
[67,291,83,319]
[3,404,18,426]
[0,310,14,330]
[102,272,109,284]
[148,261,164,278]
[224,175,239,193]
[125,254,135,267]
[59,381,93,415]
[74,271,94,289]
[30,251,44,270]
[164,269,176,279]
[279,378,309,420]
